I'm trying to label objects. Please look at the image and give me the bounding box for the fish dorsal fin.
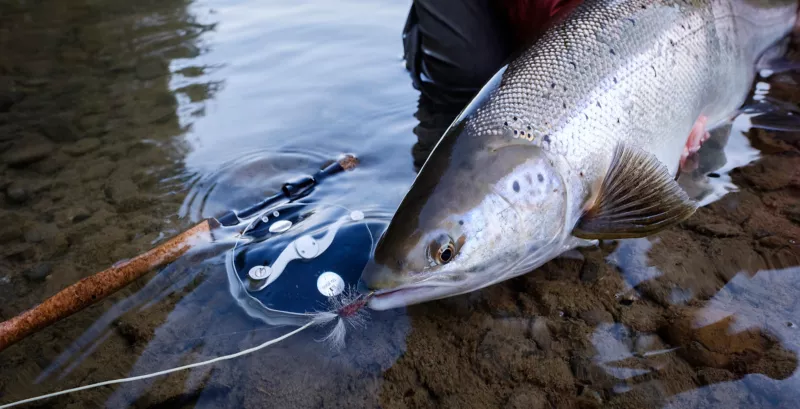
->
[572,143,697,240]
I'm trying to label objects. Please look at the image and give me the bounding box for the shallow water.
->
[0,0,799,408]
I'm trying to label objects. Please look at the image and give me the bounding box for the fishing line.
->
[0,321,317,409]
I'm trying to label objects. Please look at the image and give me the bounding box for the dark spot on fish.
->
[617,118,620,124]
[610,49,616,55]
[537,173,544,182]
[613,77,618,84]
[670,39,675,46]
[459,220,464,225]
[641,4,646,9]
[551,82,556,89]
[597,101,602,108]
[553,188,558,192]
[512,181,520,192]
[513,116,518,121]
[504,121,508,126]
[543,134,551,143]
[563,85,567,91]
[579,171,584,177]
[513,130,518,135]
[707,172,720,178]
[680,24,685,29]
[652,65,657,77]
[527,125,532,130]
[585,113,589,120]
[563,102,567,109]
[626,18,636,25]
[570,61,577,69]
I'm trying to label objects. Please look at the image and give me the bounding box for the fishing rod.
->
[0,154,360,353]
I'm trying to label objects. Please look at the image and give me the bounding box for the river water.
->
[1,0,799,408]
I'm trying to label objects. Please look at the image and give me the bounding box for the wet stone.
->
[40,115,80,142]
[696,368,735,385]
[135,58,168,80]
[758,235,790,248]
[785,205,800,224]
[686,222,742,237]
[0,213,22,243]
[24,223,58,243]
[530,317,553,351]
[31,151,68,175]
[5,182,29,203]
[3,140,54,167]
[71,208,91,223]
[63,137,101,156]
[23,263,52,282]
[579,309,614,326]
[114,316,154,346]
[505,387,549,409]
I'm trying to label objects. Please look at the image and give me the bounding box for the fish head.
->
[360,123,573,310]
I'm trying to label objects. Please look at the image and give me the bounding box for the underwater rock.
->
[23,223,58,243]
[0,211,22,243]
[758,235,791,248]
[5,182,29,203]
[3,138,54,167]
[505,387,549,409]
[619,303,664,333]
[63,137,101,156]
[71,207,91,223]
[696,367,735,385]
[23,263,52,281]
[663,308,768,369]
[579,309,614,326]
[530,317,553,351]
[40,114,80,142]
[114,316,154,346]
[135,58,168,80]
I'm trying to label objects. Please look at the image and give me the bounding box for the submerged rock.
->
[63,137,101,156]
[3,139,54,167]
[23,263,52,281]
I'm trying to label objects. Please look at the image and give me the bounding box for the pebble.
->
[23,263,52,281]
[63,137,101,156]
[505,387,549,409]
[24,223,58,243]
[104,177,142,209]
[3,140,54,167]
[5,182,28,203]
[529,317,553,351]
[40,115,80,142]
[579,309,614,326]
[71,208,91,223]
[758,235,789,248]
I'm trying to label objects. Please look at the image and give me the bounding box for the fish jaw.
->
[364,232,582,310]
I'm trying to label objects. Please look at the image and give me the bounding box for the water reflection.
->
[0,0,222,405]
[1,0,799,408]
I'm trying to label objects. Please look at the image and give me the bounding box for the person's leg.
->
[402,0,513,169]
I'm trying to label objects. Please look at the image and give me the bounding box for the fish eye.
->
[428,234,457,265]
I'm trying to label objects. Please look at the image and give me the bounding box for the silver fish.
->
[361,0,798,310]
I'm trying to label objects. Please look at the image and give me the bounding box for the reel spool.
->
[226,201,386,327]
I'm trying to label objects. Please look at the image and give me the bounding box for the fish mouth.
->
[367,285,440,310]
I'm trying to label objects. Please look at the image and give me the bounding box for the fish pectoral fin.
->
[572,143,697,240]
